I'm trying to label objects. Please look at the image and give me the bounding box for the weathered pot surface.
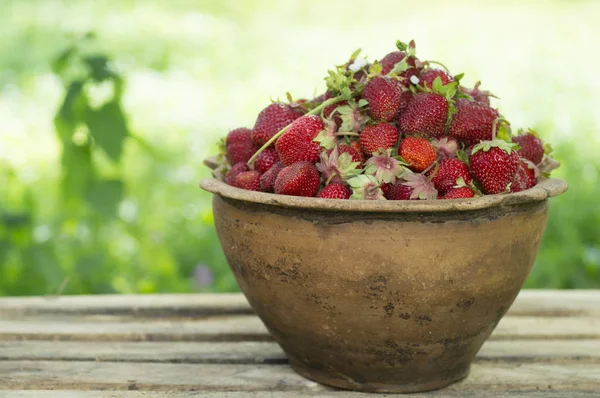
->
[200,176,567,393]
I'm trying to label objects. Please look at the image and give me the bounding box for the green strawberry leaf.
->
[396,40,408,52]
[357,99,368,108]
[453,72,465,83]
[349,48,362,61]
[368,61,383,75]
[387,59,409,76]
[544,142,553,155]
[496,123,513,142]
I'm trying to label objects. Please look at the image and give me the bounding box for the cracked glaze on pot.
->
[200,177,567,393]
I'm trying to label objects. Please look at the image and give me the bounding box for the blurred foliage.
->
[0,0,599,295]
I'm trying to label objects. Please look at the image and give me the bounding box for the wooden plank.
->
[510,290,600,317]
[0,340,599,364]
[0,294,252,318]
[0,361,598,392]
[2,391,600,398]
[0,315,598,342]
[0,290,598,318]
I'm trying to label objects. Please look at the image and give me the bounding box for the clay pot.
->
[200,175,567,393]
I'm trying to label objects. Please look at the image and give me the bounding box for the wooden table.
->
[0,290,598,397]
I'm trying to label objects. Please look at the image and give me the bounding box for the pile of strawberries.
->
[216,40,559,200]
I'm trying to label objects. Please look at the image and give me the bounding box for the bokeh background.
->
[1,0,599,296]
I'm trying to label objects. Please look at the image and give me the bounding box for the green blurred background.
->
[1,0,598,296]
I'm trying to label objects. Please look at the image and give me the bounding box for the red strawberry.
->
[259,161,285,192]
[379,50,420,87]
[420,69,453,89]
[317,183,352,199]
[380,182,393,197]
[448,99,499,145]
[322,91,348,126]
[349,140,366,162]
[428,158,472,193]
[225,128,255,165]
[274,161,321,197]
[510,159,538,193]
[338,144,363,164]
[252,103,305,147]
[386,182,413,200]
[387,171,437,200]
[513,132,544,165]
[255,147,280,173]
[442,187,474,199]
[469,141,520,194]
[398,93,448,138]
[359,122,399,157]
[233,171,261,191]
[275,115,324,165]
[398,137,437,172]
[362,77,403,122]
[459,81,492,106]
[225,162,249,186]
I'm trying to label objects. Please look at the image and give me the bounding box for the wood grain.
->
[0,361,598,392]
[1,340,599,364]
[1,290,598,317]
[0,315,598,342]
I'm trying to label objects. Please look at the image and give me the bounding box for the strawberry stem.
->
[426,60,449,73]
[248,96,346,164]
[491,117,510,140]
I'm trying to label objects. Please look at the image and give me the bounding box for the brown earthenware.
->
[200,173,567,394]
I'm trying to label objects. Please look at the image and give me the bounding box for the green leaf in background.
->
[61,142,95,202]
[84,55,112,82]
[85,179,124,218]
[86,100,129,162]
[54,81,85,143]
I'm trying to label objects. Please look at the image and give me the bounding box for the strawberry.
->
[338,144,363,164]
[276,115,324,165]
[349,140,367,162]
[442,187,474,199]
[513,131,544,165]
[259,161,285,192]
[428,158,472,193]
[225,128,255,165]
[322,91,348,126]
[420,69,453,89]
[255,147,280,173]
[274,161,321,197]
[448,99,499,145]
[317,183,352,199]
[398,93,449,138]
[387,171,438,200]
[359,122,399,157]
[469,140,520,194]
[380,182,393,197]
[398,137,437,172]
[362,77,403,121]
[234,171,261,191]
[225,162,249,186]
[510,159,538,193]
[252,103,305,147]
[379,48,420,87]
[459,81,493,106]
[386,181,414,200]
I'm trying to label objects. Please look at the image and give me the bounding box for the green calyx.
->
[492,117,512,142]
[325,67,354,100]
[348,174,386,200]
[471,139,520,155]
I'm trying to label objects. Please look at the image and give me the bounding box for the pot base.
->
[290,359,470,393]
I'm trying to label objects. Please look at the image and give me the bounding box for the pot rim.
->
[200,177,567,213]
